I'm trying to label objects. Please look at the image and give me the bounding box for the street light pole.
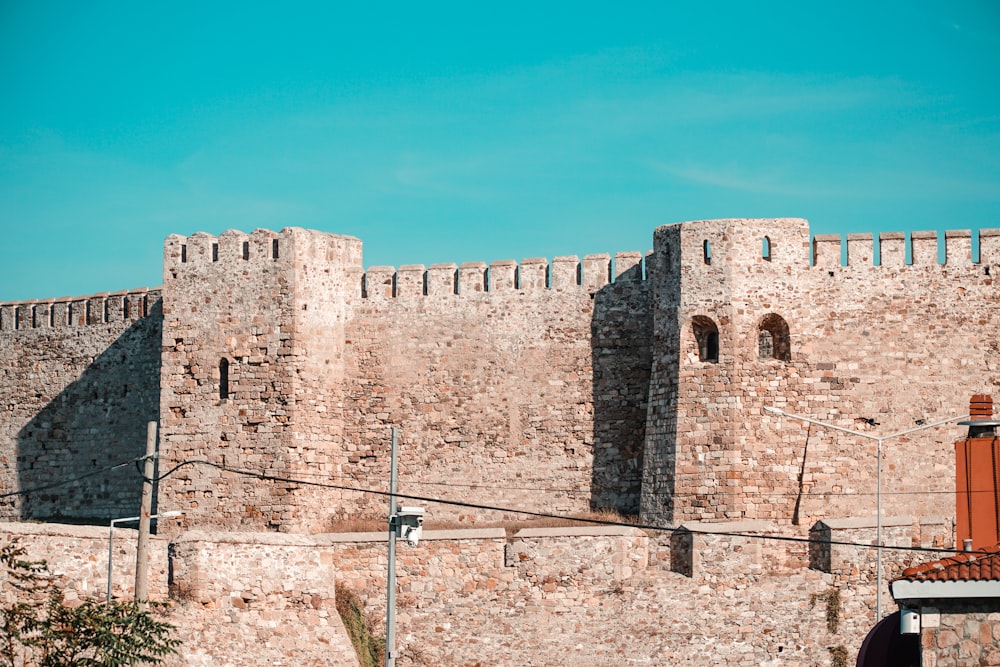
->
[764,407,965,620]
[385,427,400,667]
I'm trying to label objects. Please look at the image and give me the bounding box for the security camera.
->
[396,506,425,547]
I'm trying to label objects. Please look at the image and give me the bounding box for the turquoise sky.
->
[1,1,998,301]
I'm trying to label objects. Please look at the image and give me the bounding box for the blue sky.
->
[1,1,998,301]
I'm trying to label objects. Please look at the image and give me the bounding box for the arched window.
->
[219,358,230,399]
[703,240,712,265]
[762,236,772,261]
[758,314,791,361]
[692,316,720,363]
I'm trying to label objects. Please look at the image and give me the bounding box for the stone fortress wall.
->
[0,513,955,666]
[152,226,653,532]
[0,218,997,532]
[643,220,1000,529]
[149,218,999,533]
[0,288,162,521]
[1,218,998,664]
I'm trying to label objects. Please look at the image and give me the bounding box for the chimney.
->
[956,395,1000,550]
[971,394,993,419]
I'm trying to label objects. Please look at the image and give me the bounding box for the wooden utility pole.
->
[134,421,156,603]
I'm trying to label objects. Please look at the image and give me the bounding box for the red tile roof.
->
[898,545,1000,582]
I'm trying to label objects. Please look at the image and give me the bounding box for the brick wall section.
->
[0,525,359,667]
[316,523,927,666]
[0,289,161,521]
[168,531,359,667]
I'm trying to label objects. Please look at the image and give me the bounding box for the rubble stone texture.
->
[916,603,1000,667]
[2,218,993,529]
[0,520,955,666]
[1,217,998,663]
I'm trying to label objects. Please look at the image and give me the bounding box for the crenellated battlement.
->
[5,215,1000,665]
[163,228,286,276]
[811,228,1000,268]
[360,251,648,299]
[0,287,159,332]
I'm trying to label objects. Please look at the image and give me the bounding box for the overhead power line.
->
[154,458,980,557]
[0,455,987,557]
[157,458,976,498]
[0,453,981,502]
[0,456,146,500]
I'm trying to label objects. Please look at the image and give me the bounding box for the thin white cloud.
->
[649,160,845,198]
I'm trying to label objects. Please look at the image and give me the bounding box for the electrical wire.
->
[153,457,983,497]
[0,456,147,499]
[168,459,1000,499]
[2,452,992,505]
[154,458,983,557]
[1,455,991,557]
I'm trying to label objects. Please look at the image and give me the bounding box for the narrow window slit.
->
[219,358,230,400]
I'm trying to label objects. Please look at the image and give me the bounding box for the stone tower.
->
[157,228,362,532]
[642,218,996,527]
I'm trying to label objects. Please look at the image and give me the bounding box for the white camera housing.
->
[396,506,425,547]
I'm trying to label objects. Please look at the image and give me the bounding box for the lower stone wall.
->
[0,518,960,666]
[0,521,170,602]
[916,603,1000,667]
[167,532,360,667]
[318,523,889,666]
[0,524,359,667]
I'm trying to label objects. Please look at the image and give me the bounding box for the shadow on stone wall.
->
[636,225,681,523]
[15,303,162,524]
[589,263,653,515]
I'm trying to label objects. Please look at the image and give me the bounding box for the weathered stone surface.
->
[1,520,950,666]
[2,218,999,664]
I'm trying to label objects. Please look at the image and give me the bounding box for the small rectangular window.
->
[181,245,188,263]
[272,239,279,259]
[219,358,230,399]
[212,243,219,262]
[242,241,250,260]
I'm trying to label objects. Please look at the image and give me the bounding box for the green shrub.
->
[0,538,179,666]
